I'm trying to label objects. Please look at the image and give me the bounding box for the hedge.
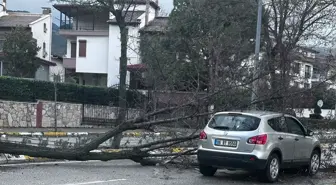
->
[0,76,143,107]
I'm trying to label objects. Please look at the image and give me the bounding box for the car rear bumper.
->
[197,149,267,170]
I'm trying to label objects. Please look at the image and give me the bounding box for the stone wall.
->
[42,101,83,128]
[0,100,36,127]
[0,100,141,128]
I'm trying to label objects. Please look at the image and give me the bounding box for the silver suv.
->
[197,111,321,183]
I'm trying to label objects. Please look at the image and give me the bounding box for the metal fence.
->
[81,104,121,126]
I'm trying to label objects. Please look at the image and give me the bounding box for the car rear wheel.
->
[259,153,280,183]
[199,164,217,177]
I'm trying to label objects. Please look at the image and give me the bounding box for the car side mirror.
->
[306,129,314,136]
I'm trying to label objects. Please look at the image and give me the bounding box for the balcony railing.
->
[63,58,76,69]
[60,22,108,31]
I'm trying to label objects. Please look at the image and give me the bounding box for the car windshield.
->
[208,113,261,131]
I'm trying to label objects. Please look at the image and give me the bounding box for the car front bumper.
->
[197,149,267,170]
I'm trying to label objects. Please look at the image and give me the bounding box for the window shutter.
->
[78,40,87,57]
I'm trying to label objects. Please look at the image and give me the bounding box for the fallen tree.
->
[0,0,258,164]
[1,0,336,166]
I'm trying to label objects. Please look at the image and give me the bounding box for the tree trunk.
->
[280,50,290,112]
[112,25,129,149]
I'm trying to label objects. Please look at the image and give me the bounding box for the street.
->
[0,160,335,185]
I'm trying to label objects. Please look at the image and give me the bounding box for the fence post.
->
[36,101,43,128]
[81,103,84,125]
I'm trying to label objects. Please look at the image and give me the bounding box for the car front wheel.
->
[199,164,217,177]
[305,150,320,176]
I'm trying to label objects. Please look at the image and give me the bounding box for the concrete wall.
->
[76,36,109,74]
[294,108,336,119]
[0,100,140,128]
[107,26,141,87]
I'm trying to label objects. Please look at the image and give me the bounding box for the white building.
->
[289,47,317,89]
[0,1,55,81]
[289,47,336,89]
[50,55,65,82]
[53,0,159,87]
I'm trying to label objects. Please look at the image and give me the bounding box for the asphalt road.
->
[0,160,335,185]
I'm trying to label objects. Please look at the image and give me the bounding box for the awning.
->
[127,63,147,72]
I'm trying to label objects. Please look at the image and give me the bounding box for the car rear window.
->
[208,113,261,131]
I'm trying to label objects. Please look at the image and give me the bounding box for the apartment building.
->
[0,0,54,81]
[53,0,159,87]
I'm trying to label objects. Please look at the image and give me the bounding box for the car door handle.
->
[278,136,284,140]
[295,138,299,141]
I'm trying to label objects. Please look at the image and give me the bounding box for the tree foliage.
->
[1,0,336,165]
[141,0,258,110]
[262,0,336,110]
[3,26,41,78]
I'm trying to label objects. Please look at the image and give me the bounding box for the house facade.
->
[50,55,65,82]
[0,1,55,81]
[53,0,159,87]
[290,47,336,89]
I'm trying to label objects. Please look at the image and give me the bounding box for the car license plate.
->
[214,139,237,147]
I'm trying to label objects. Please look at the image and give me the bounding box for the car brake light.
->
[247,134,267,145]
[200,130,207,140]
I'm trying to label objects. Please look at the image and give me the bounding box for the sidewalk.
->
[0,127,196,137]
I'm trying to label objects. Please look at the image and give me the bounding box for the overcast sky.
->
[6,0,174,23]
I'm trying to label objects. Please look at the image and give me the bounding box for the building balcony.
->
[54,4,109,37]
[311,73,327,82]
[63,58,76,69]
[59,23,109,37]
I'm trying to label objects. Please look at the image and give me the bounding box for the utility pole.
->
[251,0,263,110]
[0,61,3,76]
[53,74,58,132]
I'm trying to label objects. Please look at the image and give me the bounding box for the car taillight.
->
[247,134,267,145]
[200,130,207,140]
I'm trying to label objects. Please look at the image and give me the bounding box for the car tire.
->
[304,150,320,176]
[259,153,280,183]
[199,164,217,177]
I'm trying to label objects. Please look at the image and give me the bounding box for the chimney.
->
[42,7,51,15]
[2,0,6,11]
[145,0,150,25]
[0,0,7,17]
[155,0,159,17]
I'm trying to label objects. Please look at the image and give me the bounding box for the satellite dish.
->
[317,100,323,108]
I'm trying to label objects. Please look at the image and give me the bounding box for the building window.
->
[292,62,300,74]
[78,40,87,57]
[305,65,311,79]
[304,83,310,89]
[43,23,47,33]
[53,74,61,82]
[0,39,4,52]
[43,42,47,58]
[70,41,77,58]
[312,67,319,79]
[294,82,299,87]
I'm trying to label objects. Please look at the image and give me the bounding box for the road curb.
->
[0,131,173,138]
[0,154,58,165]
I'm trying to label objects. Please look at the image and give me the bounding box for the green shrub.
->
[0,76,143,107]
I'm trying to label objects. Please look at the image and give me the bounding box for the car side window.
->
[286,117,305,135]
[268,117,288,133]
